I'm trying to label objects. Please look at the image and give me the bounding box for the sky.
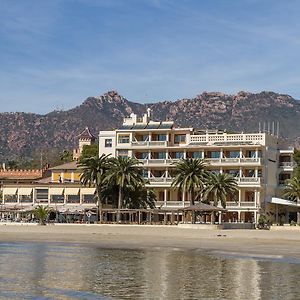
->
[1,0,300,113]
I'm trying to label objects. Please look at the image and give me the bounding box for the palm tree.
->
[283,176,300,224]
[171,158,207,206]
[79,154,110,222]
[33,205,52,225]
[105,157,145,222]
[202,172,238,208]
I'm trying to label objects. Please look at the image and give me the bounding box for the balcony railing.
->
[148,177,173,183]
[138,159,180,165]
[236,177,262,184]
[227,201,256,207]
[190,133,265,144]
[156,201,190,207]
[205,158,262,164]
[131,141,167,147]
[279,162,295,167]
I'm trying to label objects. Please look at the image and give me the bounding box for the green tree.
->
[283,177,300,224]
[60,149,73,163]
[79,154,110,222]
[80,144,99,161]
[105,157,145,222]
[202,173,238,208]
[33,205,52,225]
[171,158,207,206]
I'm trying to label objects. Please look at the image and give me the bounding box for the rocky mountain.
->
[0,90,299,161]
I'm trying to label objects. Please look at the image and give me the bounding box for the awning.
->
[269,197,300,208]
[18,188,33,195]
[81,188,96,194]
[3,187,18,195]
[49,188,64,195]
[65,188,80,195]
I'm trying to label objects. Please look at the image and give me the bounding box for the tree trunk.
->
[297,198,300,225]
[117,187,123,223]
[96,186,103,223]
[190,190,196,223]
[190,189,195,206]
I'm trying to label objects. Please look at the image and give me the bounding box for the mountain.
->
[0,90,299,161]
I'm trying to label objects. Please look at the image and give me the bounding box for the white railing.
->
[131,141,167,147]
[139,159,180,165]
[148,177,173,183]
[190,133,265,144]
[280,162,295,167]
[236,177,262,184]
[205,158,261,164]
[227,201,256,207]
[156,201,190,207]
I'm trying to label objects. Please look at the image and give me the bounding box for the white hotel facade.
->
[99,111,297,224]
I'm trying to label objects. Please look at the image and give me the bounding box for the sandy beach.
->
[0,223,299,260]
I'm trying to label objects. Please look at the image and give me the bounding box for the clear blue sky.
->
[1,0,300,113]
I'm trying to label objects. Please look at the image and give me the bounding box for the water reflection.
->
[0,242,299,299]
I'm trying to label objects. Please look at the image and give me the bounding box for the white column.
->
[71,172,74,183]
[239,167,243,177]
[51,172,54,182]
[183,150,186,159]
[60,172,64,183]
[238,189,242,206]
[220,148,223,159]
[182,191,185,207]
[164,189,168,206]
[240,148,243,158]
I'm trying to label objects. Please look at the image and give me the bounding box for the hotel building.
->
[99,110,298,223]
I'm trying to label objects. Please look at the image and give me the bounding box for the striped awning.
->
[18,188,33,195]
[49,188,64,195]
[65,188,80,195]
[3,187,18,195]
[81,188,96,194]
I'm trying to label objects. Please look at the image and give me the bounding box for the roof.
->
[50,161,82,171]
[179,203,226,211]
[78,127,96,140]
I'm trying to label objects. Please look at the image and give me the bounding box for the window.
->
[67,195,80,203]
[19,195,33,203]
[228,169,239,177]
[157,152,166,159]
[118,135,130,144]
[211,151,221,159]
[50,195,64,203]
[35,189,49,203]
[157,134,167,141]
[118,150,128,157]
[174,152,184,159]
[191,151,202,159]
[4,195,17,203]
[83,194,95,203]
[141,152,149,159]
[174,135,186,143]
[105,139,112,148]
[228,151,240,158]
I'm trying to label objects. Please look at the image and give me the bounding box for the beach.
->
[0,223,299,260]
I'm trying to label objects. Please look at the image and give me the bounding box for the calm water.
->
[0,242,299,300]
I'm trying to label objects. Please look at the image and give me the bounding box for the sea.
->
[0,242,299,299]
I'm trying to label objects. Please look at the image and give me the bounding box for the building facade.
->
[99,111,298,223]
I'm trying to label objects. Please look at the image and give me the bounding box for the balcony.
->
[131,141,167,147]
[236,177,262,185]
[147,177,173,186]
[138,159,180,165]
[279,162,295,169]
[205,158,262,165]
[156,201,190,207]
[227,201,256,208]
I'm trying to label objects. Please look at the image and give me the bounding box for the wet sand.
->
[0,223,299,260]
